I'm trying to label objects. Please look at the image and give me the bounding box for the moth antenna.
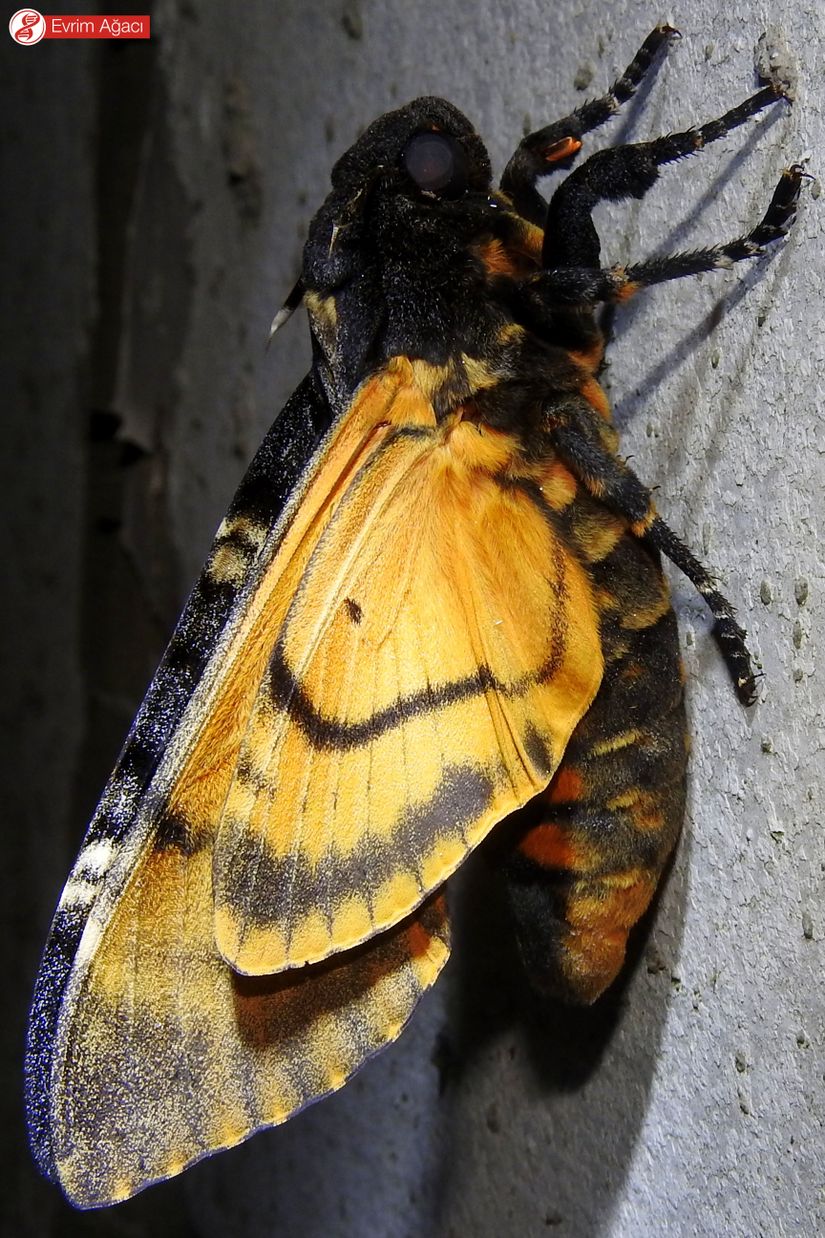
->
[267,278,305,346]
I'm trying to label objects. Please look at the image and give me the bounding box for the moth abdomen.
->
[504,531,688,1004]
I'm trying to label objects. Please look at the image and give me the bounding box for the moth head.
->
[304,98,493,290]
[330,96,492,200]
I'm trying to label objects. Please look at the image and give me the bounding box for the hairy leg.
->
[543,84,788,267]
[501,25,677,221]
[518,164,803,308]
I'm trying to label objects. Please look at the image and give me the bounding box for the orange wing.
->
[157,355,604,975]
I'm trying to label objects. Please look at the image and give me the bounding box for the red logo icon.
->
[9,8,45,43]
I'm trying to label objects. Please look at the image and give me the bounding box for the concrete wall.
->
[6,1,822,1235]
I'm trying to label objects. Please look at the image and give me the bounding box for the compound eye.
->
[402,131,469,197]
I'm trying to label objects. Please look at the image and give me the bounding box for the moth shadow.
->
[432,833,688,1234]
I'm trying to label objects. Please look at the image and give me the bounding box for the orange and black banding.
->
[504,521,687,1004]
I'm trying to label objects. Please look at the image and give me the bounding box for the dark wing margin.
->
[25,372,333,1185]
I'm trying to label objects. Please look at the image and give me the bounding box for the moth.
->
[27,26,802,1209]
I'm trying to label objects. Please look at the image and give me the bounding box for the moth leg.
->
[548,399,757,704]
[501,25,677,221]
[520,164,804,307]
[543,84,788,268]
[503,527,688,1003]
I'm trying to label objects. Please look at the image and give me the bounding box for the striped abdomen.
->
[503,491,688,1003]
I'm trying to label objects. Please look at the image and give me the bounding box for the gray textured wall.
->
[5,1,823,1236]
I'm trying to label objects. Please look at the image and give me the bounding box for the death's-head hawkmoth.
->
[26,25,803,1209]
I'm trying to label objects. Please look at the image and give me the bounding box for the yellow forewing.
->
[162,356,604,974]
